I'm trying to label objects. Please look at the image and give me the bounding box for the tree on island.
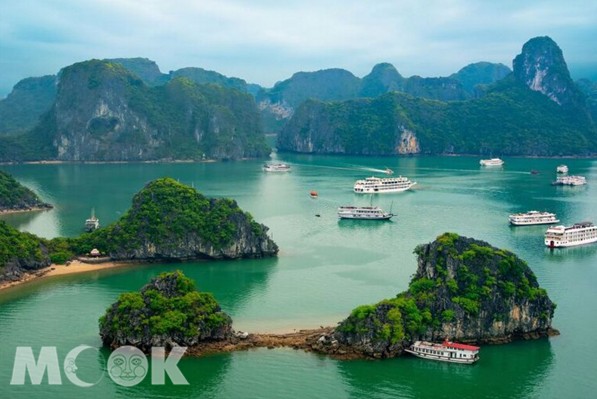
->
[99,270,232,352]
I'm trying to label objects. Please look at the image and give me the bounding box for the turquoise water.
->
[1,155,596,398]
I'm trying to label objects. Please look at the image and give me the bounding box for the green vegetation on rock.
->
[334,233,556,358]
[99,270,232,351]
[0,170,52,212]
[0,221,49,274]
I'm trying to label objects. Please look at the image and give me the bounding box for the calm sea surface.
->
[1,155,596,398]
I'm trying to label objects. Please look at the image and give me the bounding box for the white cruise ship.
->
[552,175,586,186]
[509,210,559,226]
[545,222,597,248]
[337,206,394,220]
[556,164,568,174]
[404,340,480,364]
[353,176,416,193]
[263,163,291,172]
[479,158,504,166]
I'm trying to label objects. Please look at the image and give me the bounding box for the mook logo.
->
[10,345,189,387]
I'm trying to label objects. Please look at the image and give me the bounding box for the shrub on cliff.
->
[99,270,232,351]
[334,233,556,358]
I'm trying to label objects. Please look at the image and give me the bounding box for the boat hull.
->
[510,219,559,226]
[545,236,597,248]
[403,349,478,364]
[338,214,393,220]
[353,182,416,194]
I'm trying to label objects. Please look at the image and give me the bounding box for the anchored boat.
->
[353,176,416,193]
[84,209,99,232]
[509,210,559,226]
[545,222,597,248]
[404,340,480,364]
[337,205,394,220]
[263,163,291,172]
[552,175,586,186]
[480,158,504,166]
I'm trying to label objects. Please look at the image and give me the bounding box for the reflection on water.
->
[337,339,554,399]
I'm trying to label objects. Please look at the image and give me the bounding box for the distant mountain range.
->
[0,36,595,160]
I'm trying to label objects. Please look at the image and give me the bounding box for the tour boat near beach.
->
[353,176,416,193]
[404,340,480,364]
[545,222,597,248]
[85,209,99,232]
[263,163,291,172]
[552,175,586,186]
[337,206,394,220]
[479,158,504,166]
[509,210,559,226]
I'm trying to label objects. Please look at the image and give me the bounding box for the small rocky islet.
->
[0,177,278,284]
[99,233,558,360]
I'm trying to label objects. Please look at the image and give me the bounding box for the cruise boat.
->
[337,206,394,220]
[404,340,480,364]
[263,163,291,172]
[353,176,416,193]
[552,175,586,186]
[545,222,597,248]
[509,210,559,226]
[84,209,99,232]
[479,158,504,166]
[556,164,568,174]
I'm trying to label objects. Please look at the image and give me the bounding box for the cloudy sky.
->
[1,0,596,97]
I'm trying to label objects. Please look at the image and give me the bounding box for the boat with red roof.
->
[404,339,480,364]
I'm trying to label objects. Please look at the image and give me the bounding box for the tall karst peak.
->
[512,36,579,106]
[360,63,404,97]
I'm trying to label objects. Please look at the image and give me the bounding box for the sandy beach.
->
[0,259,132,291]
[0,206,53,215]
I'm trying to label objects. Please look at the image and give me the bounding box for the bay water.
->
[1,155,596,398]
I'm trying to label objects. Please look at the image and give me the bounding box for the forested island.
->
[98,233,557,359]
[0,177,277,284]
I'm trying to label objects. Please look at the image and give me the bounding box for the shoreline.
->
[0,206,53,215]
[0,259,133,291]
[184,327,366,360]
[2,154,597,167]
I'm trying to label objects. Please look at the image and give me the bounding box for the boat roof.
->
[339,206,380,210]
[442,340,480,351]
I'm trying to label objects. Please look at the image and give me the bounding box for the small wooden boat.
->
[310,191,318,198]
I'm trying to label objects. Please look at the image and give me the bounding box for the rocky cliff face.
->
[3,59,270,162]
[57,60,269,161]
[99,271,233,351]
[513,36,583,107]
[331,233,557,358]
